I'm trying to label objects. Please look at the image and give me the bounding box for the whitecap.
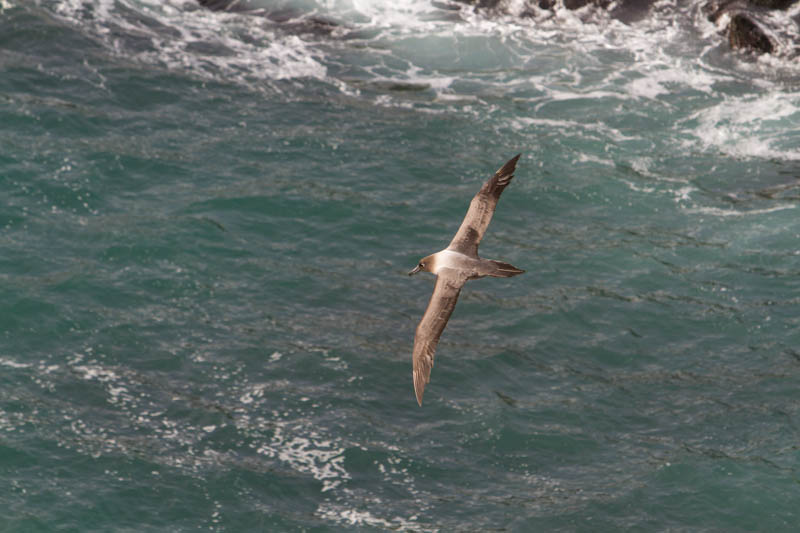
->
[681,92,800,160]
[256,422,350,492]
[0,357,31,368]
[685,204,796,217]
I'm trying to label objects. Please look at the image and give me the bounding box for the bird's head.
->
[408,255,435,276]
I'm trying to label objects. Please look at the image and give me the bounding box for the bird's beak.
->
[408,265,421,276]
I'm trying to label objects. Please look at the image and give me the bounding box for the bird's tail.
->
[488,260,525,277]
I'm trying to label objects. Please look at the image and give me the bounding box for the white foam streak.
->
[686,204,796,217]
[257,422,350,492]
[626,65,722,100]
[683,92,800,160]
[45,0,330,88]
[316,502,431,531]
[512,117,639,144]
[0,357,31,368]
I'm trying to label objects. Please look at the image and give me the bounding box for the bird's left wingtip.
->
[413,371,425,406]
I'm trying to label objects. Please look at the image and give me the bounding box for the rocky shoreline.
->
[197,0,799,58]
[459,0,799,56]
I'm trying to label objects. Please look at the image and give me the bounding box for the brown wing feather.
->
[412,270,466,406]
[448,154,521,257]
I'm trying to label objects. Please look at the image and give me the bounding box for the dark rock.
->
[267,9,340,36]
[194,1,340,36]
[609,0,660,23]
[563,0,592,8]
[563,0,612,9]
[529,0,661,20]
[703,0,799,56]
[728,13,774,53]
[455,0,613,13]
[747,0,797,9]
[196,0,255,13]
[705,0,798,21]
[454,0,504,9]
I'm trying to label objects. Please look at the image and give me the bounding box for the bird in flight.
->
[408,154,525,406]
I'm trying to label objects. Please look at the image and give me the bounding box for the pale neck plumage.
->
[430,249,472,275]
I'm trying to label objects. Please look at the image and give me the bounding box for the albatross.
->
[408,154,525,406]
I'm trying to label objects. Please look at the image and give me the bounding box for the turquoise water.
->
[2,0,800,530]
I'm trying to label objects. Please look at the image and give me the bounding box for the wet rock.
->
[196,0,257,13]
[728,13,774,53]
[705,0,798,21]
[704,0,798,55]
[460,0,613,11]
[537,0,797,57]
[194,1,340,36]
[608,0,660,23]
[459,0,505,8]
[569,0,615,9]
[747,0,797,8]
[451,0,508,13]
[460,0,656,19]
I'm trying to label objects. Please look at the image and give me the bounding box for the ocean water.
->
[2,0,800,530]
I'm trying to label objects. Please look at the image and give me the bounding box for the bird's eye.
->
[419,263,424,268]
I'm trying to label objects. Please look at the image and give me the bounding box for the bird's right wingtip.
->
[497,153,521,178]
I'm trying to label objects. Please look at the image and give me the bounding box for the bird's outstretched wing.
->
[447,154,521,257]
[412,268,467,406]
